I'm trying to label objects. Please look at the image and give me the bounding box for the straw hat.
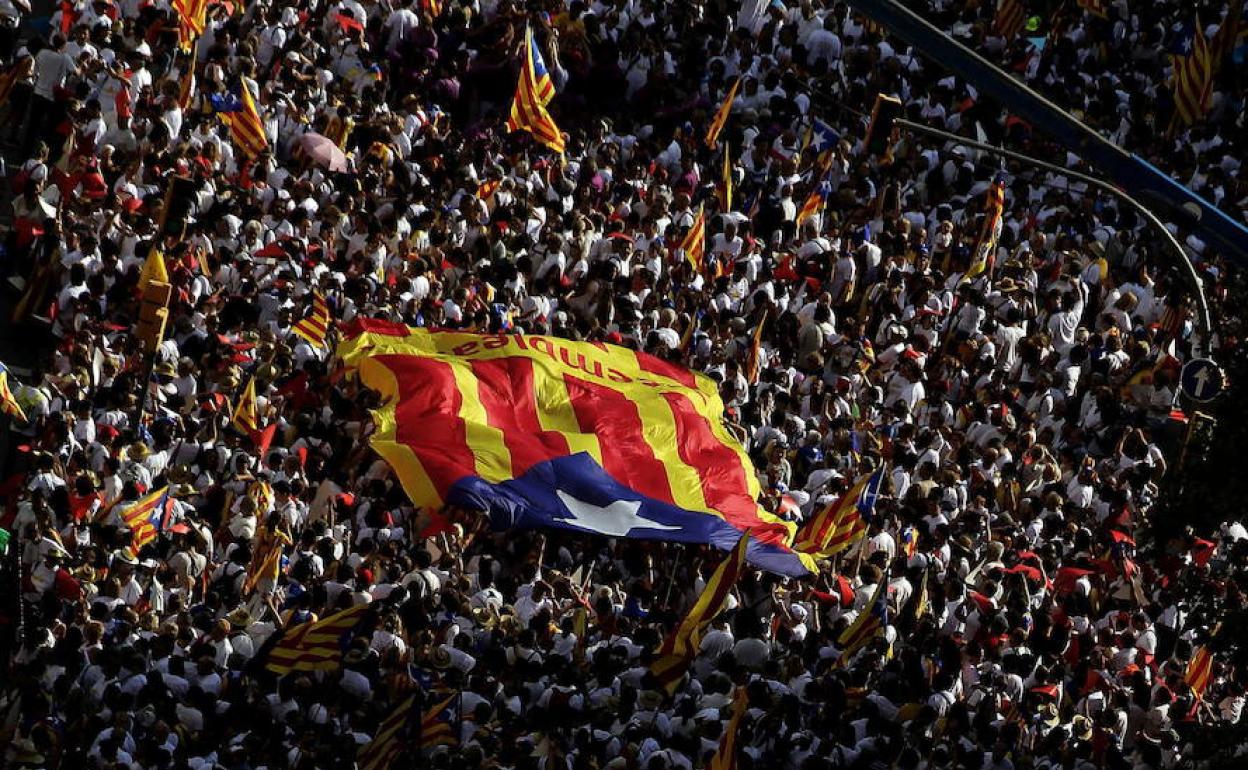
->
[226,607,254,629]
[429,647,453,669]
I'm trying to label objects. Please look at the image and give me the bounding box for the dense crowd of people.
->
[1,0,1246,769]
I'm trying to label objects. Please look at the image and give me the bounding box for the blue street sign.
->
[1180,358,1224,403]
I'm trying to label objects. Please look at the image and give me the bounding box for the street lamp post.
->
[892,117,1212,358]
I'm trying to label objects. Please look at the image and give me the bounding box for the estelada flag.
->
[792,468,884,557]
[837,573,889,661]
[338,320,814,576]
[118,487,173,551]
[266,604,371,674]
[744,309,766,384]
[505,25,564,153]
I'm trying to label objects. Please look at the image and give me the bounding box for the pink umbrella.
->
[295,132,349,173]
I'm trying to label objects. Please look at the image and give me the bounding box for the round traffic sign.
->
[1180,358,1225,403]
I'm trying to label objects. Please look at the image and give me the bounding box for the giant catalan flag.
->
[339,320,814,575]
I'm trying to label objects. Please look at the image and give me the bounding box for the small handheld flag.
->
[231,376,261,435]
[706,77,741,148]
[796,177,832,227]
[292,291,332,349]
[1186,646,1214,698]
[213,81,269,159]
[679,206,707,272]
[963,179,1006,281]
[837,572,889,661]
[650,535,750,694]
[793,468,885,557]
[505,26,564,153]
[0,366,27,423]
[118,487,173,552]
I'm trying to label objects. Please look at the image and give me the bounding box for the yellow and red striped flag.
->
[705,77,741,148]
[795,177,832,227]
[292,291,332,349]
[242,529,290,595]
[837,572,889,662]
[1172,23,1214,126]
[505,26,564,153]
[358,693,418,770]
[216,82,269,159]
[118,487,172,552]
[708,687,749,770]
[1186,646,1214,697]
[744,310,766,385]
[963,179,1006,281]
[418,692,459,747]
[994,0,1026,38]
[650,535,750,694]
[357,690,459,770]
[0,367,27,423]
[266,604,371,674]
[720,143,733,211]
[172,0,207,51]
[476,178,501,201]
[679,313,698,354]
[337,322,814,576]
[792,468,885,557]
[679,206,706,271]
[231,376,261,435]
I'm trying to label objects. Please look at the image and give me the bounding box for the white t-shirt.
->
[34,48,76,99]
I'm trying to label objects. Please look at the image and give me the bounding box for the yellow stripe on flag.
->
[448,360,514,483]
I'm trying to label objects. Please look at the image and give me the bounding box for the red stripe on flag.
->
[663,392,790,548]
[635,351,697,389]
[564,375,674,504]
[471,357,570,476]
[378,355,476,497]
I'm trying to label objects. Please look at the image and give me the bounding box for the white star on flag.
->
[555,491,682,537]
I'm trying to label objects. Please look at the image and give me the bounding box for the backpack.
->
[210,563,243,603]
